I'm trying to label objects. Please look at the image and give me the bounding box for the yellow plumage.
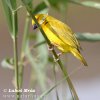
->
[32,14,87,66]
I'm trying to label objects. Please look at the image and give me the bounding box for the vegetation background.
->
[0,0,100,100]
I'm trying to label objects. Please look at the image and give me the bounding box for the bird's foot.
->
[53,55,60,62]
[53,52,62,62]
[57,52,62,57]
[48,45,54,51]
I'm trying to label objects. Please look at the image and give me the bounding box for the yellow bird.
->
[32,14,87,66]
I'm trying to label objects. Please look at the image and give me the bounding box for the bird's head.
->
[32,14,48,30]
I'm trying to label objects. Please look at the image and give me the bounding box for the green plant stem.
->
[12,11,20,100]
[19,12,30,89]
[13,37,20,100]
[1,0,13,34]
[53,64,59,100]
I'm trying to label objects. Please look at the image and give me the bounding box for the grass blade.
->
[33,2,48,14]
[76,33,100,41]
[69,0,100,9]
[1,0,13,33]
[1,0,18,37]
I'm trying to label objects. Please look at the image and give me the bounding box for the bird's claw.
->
[57,52,62,57]
[53,55,60,62]
[48,45,54,51]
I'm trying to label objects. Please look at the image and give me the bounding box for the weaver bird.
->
[32,14,87,66]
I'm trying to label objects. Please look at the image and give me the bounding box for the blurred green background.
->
[0,0,100,100]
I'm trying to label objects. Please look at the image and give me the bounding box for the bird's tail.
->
[71,48,88,66]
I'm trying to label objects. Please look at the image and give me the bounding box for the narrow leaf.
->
[1,0,18,37]
[22,0,33,9]
[22,0,33,5]
[33,2,48,14]
[47,0,68,11]
[76,33,100,41]
[69,0,100,9]
[81,1,100,9]
[10,0,17,10]
[4,0,13,10]
[1,0,13,33]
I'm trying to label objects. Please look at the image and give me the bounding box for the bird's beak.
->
[33,24,38,30]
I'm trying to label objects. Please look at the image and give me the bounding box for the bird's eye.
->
[33,24,38,30]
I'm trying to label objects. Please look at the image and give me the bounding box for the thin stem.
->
[53,64,59,100]
[19,12,30,88]
[13,37,20,100]
[12,11,20,100]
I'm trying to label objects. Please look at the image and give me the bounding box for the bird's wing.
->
[45,16,80,49]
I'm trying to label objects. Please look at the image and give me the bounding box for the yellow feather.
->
[32,14,87,66]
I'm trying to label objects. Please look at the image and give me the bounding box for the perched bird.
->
[32,14,87,66]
